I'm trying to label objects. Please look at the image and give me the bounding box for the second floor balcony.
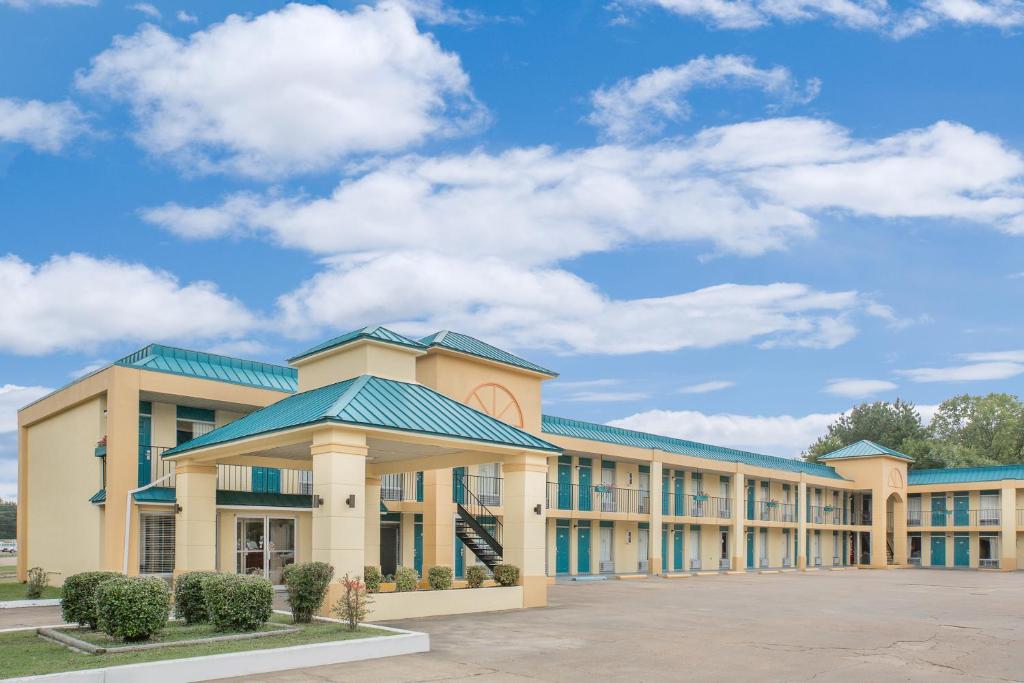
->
[546,482,650,516]
[907,508,1002,527]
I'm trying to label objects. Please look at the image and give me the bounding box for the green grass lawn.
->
[67,619,284,646]
[1,614,394,679]
[0,580,61,601]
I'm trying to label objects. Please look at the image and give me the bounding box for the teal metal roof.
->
[90,487,313,507]
[908,464,1024,486]
[165,375,558,456]
[419,330,557,377]
[818,439,913,462]
[289,326,426,363]
[89,489,106,504]
[116,344,297,393]
[541,415,845,480]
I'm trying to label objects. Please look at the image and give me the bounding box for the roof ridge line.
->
[325,374,373,417]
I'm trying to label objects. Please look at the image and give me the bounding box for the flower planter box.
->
[370,586,523,621]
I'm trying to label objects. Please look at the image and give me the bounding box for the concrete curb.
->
[7,622,429,682]
[0,599,61,609]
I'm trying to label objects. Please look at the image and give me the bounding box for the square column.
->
[364,474,382,570]
[870,491,888,568]
[1000,485,1017,571]
[731,472,745,570]
[892,496,908,565]
[797,481,808,569]
[649,460,663,574]
[174,463,218,574]
[310,429,367,610]
[422,468,455,573]
[503,452,549,607]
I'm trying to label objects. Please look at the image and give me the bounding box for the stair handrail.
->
[455,472,503,556]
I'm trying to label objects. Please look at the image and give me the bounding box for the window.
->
[140,512,175,574]
[298,469,313,495]
[909,534,922,564]
[979,534,999,568]
[980,492,1000,525]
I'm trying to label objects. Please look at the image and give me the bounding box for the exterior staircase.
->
[454,474,504,570]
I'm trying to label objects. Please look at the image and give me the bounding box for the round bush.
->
[465,565,488,589]
[492,564,520,587]
[394,566,418,592]
[204,573,273,631]
[61,571,122,629]
[427,565,453,590]
[173,571,217,624]
[96,576,170,642]
[282,562,334,624]
[364,566,383,594]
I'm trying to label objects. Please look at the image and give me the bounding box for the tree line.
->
[804,393,1024,469]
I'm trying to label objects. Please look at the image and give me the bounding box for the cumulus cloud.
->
[0,253,257,355]
[623,0,1024,34]
[588,55,820,141]
[128,2,160,19]
[679,380,736,394]
[609,408,841,457]
[0,98,89,153]
[823,378,898,397]
[0,0,95,7]
[76,2,485,177]
[176,9,196,22]
[897,360,1024,382]
[0,385,53,432]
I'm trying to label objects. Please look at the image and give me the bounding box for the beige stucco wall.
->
[215,508,312,575]
[296,342,420,391]
[25,396,105,585]
[370,585,523,621]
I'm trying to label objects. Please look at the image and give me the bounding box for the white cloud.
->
[564,391,650,402]
[0,450,16,501]
[0,98,89,153]
[609,408,840,457]
[69,360,109,378]
[625,0,1024,34]
[76,2,485,177]
[389,0,504,25]
[129,2,160,19]
[274,251,864,354]
[0,253,257,355]
[0,385,53,432]
[896,361,1024,382]
[823,378,899,397]
[203,339,271,358]
[0,0,95,8]
[144,118,1024,265]
[588,55,820,141]
[961,349,1024,363]
[550,379,622,390]
[176,9,197,22]
[679,380,735,394]
[917,403,940,425]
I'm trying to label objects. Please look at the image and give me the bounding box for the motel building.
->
[16,326,1024,618]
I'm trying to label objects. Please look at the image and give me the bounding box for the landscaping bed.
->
[0,579,61,601]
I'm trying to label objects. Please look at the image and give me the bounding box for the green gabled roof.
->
[289,326,426,363]
[909,464,1024,486]
[165,374,558,457]
[90,487,313,508]
[116,344,297,393]
[541,415,845,480]
[419,330,557,377]
[818,439,913,462]
[89,489,106,504]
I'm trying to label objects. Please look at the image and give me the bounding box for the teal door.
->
[746,530,755,569]
[453,467,466,504]
[137,414,152,487]
[661,526,668,571]
[673,475,684,515]
[673,528,683,571]
[954,534,969,567]
[578,463,593,511]
[930,534,946,567]
[577,526,592,573]
[661,473,670,514]
[557,462,572,510]
[953,494,969,527]
[746,483,755,520]
[555,525,570,574]
[413,522,423,575]
[455,537,465,577]
[931,495,947,526]
[415,472,424,502]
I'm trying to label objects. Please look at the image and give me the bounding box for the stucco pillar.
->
[1000,485,1017,571]
[649,460,663,574]
[893,495,908,565]
[732,471,745,570]
[102,369,140,572]
[797,481,808,569]
[16,426,28,581]
[503,451,549,607]
[364,473,381,570]
[173,463,218,574]
[422,468,454,572]
[870,491,887,568]
[310,429,367,612]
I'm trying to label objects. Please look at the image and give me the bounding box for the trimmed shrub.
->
[173,571,217,624]
[364,566,383,594]
[492,564,520,587]
[96,576,170,642]
[282,562,334,624]
[61,571,122,628]
[394,566,418,592]
[330,574,373,631]
[427,565,453,590]
[204,573,273,631]
[26,567,48,599]
[465,565,488,589]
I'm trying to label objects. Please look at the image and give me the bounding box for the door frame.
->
[234,514,298,587]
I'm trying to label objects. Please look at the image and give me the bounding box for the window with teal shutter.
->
[252,467,266,493]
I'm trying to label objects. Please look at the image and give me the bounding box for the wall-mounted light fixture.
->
[628,473,633,486]
[626,530,632,544]
[312,495,324,508]
[346,494,356,509]
[534,504,542,515]
[174,504,182,514]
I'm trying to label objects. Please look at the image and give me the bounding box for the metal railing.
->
[979,558,1000,569]
[218,464,312,495]
[381,472,419,502]
[916,509,1002,527]
[545,482,648,515]
[454,474,502,507]
[455,474,503,555]
[807,505,844,525]
[756,501,797,523]
[1019,509,1024,525]
[661,493,732,519]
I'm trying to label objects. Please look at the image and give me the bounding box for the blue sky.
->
[2,0,1024,496]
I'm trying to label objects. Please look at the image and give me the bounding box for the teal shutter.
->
[266,468,281,494]
[252,467,266,493]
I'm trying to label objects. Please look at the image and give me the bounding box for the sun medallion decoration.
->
[465,383,524,427]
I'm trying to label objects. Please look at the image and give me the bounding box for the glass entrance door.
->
[237,517,296,585]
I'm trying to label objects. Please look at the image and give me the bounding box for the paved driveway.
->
[240,569,1024,682]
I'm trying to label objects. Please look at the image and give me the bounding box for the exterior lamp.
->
[534,504,542,515]
[346,494,356,508]
[312,495,324,508]
[174,504,182,514]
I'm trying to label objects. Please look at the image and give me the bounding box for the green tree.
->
[0,499,15,539]
[926,393,1024,468]
[804,399,929,463]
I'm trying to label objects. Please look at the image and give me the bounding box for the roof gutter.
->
[123,474,173,575]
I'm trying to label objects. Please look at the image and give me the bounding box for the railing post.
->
[797,481,807,569]
[650,460,663,574]
[731,471,745,571]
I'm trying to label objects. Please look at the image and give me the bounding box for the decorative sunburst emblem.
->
[465,383,524,427]
[888,469,905,489]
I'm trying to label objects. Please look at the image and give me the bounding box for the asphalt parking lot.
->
[241,569,1024,682]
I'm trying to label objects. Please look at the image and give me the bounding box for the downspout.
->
[122,474,174,575]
